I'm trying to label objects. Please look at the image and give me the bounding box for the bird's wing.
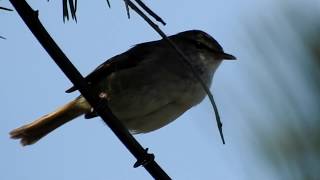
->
[65,41,157,93]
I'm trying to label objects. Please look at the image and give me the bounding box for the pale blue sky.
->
[1,0,317,180]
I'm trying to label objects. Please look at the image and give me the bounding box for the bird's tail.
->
[10,97,90,146]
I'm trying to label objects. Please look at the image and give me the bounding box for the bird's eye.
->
[195,41,207,50]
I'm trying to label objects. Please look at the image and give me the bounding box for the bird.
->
[10,30,236,146]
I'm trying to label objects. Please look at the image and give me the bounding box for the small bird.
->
[10,30,236,146]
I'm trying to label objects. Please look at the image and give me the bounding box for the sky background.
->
[1,0,319,180]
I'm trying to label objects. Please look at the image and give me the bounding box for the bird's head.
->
[173,30,236,61]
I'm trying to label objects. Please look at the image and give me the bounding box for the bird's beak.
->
[220,52,236,60]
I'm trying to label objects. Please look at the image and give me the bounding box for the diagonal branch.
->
[9,0,171,179]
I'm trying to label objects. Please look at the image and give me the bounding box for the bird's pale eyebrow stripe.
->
[183,38,216,53]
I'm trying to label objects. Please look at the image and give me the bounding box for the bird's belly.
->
[127,86,207,133]
[124,101,190,133]
[112,84,206,133]
[98,66,207,133]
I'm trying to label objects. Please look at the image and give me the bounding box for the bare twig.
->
[124,0,130,19]
[0,6,14,40]
[0,6,13,11]
[62,0,77,22]
[134,0,166,25]
[0,6,12,39]
[62,0,69,21]
[106,0,111,8]
[68,0,77,21]
[124,0,225,144]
